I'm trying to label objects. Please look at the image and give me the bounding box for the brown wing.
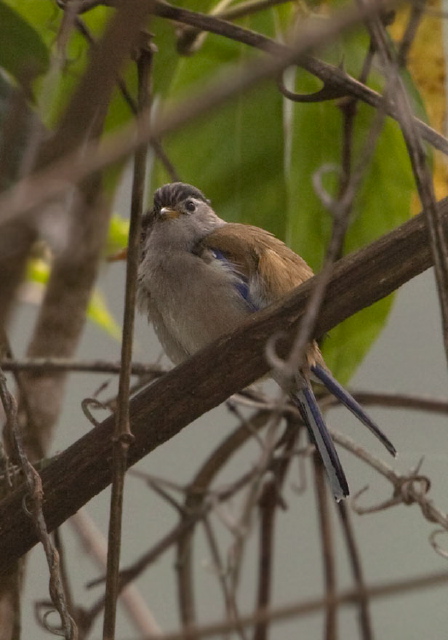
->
[199,223,323,368]
[199,223,314,299]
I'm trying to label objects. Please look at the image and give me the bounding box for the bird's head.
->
[149,182,224,247]
[110,182,225,261]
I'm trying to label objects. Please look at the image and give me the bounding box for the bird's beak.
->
[108,247,128,261]
[160,206,180,219]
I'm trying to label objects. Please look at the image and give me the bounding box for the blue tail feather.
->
[292,386,349,501]
[311,363,396,457]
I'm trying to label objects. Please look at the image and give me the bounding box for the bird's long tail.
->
[311,363,396,457]
[291,385,349,501]
[291,365,396,501]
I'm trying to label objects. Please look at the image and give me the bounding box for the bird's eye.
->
[184,199,196,213]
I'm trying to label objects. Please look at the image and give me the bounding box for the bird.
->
[128,181,396,500]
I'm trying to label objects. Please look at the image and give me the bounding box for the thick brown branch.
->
[0,199,447,574]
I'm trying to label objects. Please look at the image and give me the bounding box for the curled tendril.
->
[277,72,347,103]
[351,484,403,514]
[43,609,67,637]
[22,492,33,517]
[397,475,431,505]
[312,163,343,213]
[351,473,433,515]
[81,397,111,428]
[265,332,296,383]
[429,529,448,560]
[35,602,75,638]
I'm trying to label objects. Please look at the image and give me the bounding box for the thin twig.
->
[74,15,180,181]
[150,0,448,152]
[0,357,164,376]
[176,0,295,55]
[70,510,162,636]
[176,412,271,628]
[3,0,447,237]
[276,36,390,385]
[396,0,426,66]
[82,454,271,632]
[202,516,248,640]
[0,368,77,639]
[337,502,373,640]
[321,390,448,415]
[227,403,287,593]
[102,31,153,640]
[253,423,298,640]
[128,570,448,640]
[83,519,198,634]
[332,430,448,534]
[359,0,448,370]
[313,455,337,640]
[220,0,294,21]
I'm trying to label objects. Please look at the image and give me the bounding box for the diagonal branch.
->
[0,198,447,574]
[150,0,448,154]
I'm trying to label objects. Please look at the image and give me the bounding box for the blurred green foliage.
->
[26,257,121,338]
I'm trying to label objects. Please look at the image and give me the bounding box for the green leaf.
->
[287,28,415,383]
[0,0,50,81]
[2,0,60,49]
[26,257,50,285]
[26,258,121,339]
[151,15,191,97]
[323,297,395,384]
[0,75,36,190]
[88,290,121,340]
[2,0,135,138]
[151,9,287,238]
[106,214,130,255]
[37,5,114,128]
[152,1,223,96]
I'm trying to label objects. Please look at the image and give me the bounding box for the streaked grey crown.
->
[140,182,215,257]
[153,182,210,213]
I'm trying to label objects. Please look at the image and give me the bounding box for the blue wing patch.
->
[211,249,260,312]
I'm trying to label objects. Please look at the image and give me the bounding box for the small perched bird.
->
[131,182,396,500]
